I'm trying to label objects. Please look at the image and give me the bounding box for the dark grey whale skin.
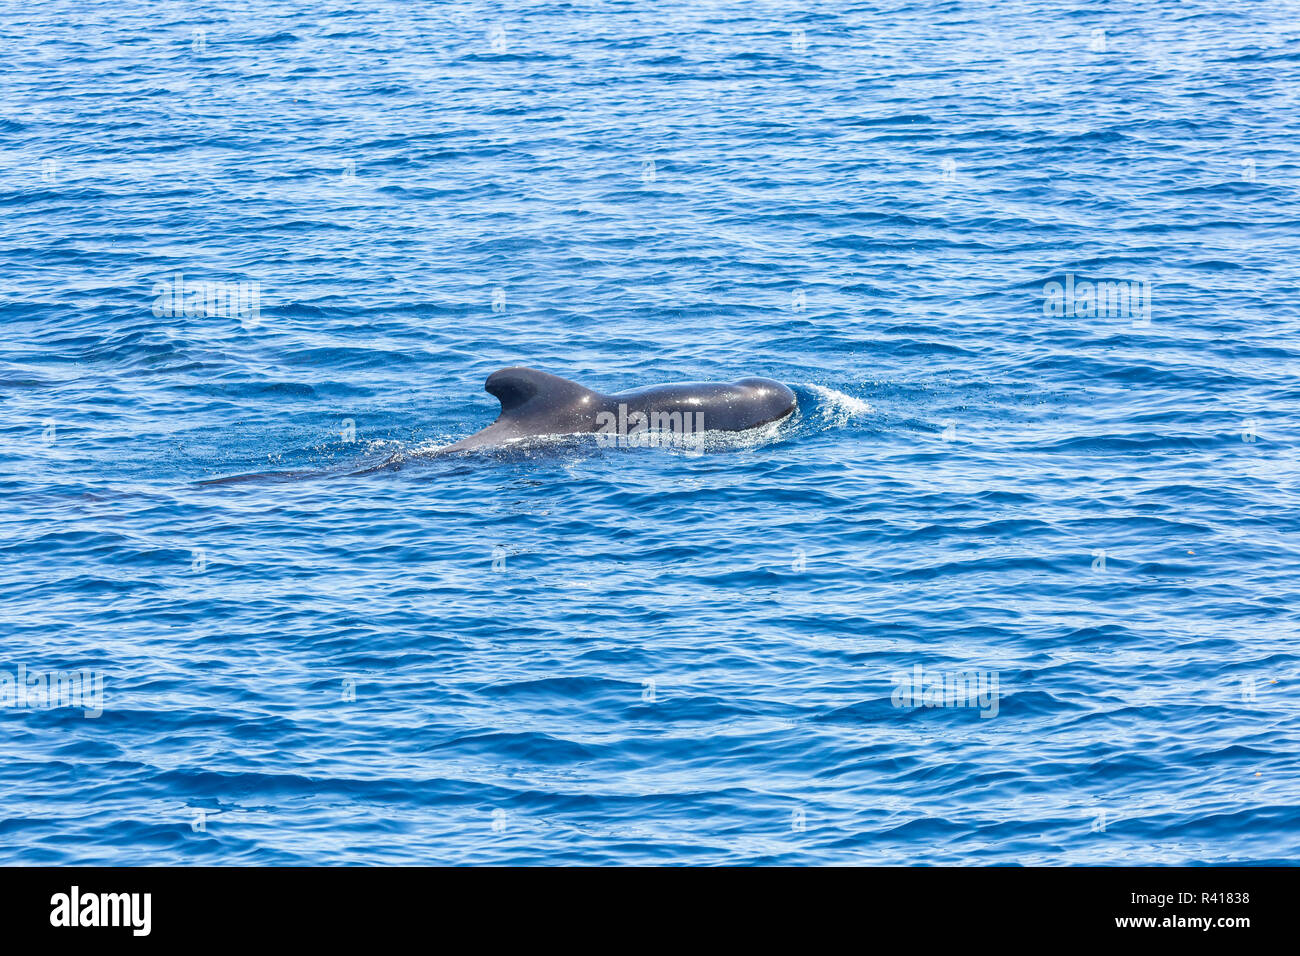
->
[441,367,797,452]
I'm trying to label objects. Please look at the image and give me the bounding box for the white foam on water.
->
[804,384,873,427]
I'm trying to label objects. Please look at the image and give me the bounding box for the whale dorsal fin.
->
[484,367,595,417]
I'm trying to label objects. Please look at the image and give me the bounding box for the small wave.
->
[803,384,874,427]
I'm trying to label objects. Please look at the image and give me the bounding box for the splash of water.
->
[803,384,874,428]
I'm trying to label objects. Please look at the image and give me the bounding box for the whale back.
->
[442,366,794,452]
[610,378,795,431]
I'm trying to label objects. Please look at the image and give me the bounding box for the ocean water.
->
[2,0,1298,865]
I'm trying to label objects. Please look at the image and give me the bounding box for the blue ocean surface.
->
[1,0,1298,865]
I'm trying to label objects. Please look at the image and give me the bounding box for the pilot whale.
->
[441,367,796,452]
[193,367,795,487]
